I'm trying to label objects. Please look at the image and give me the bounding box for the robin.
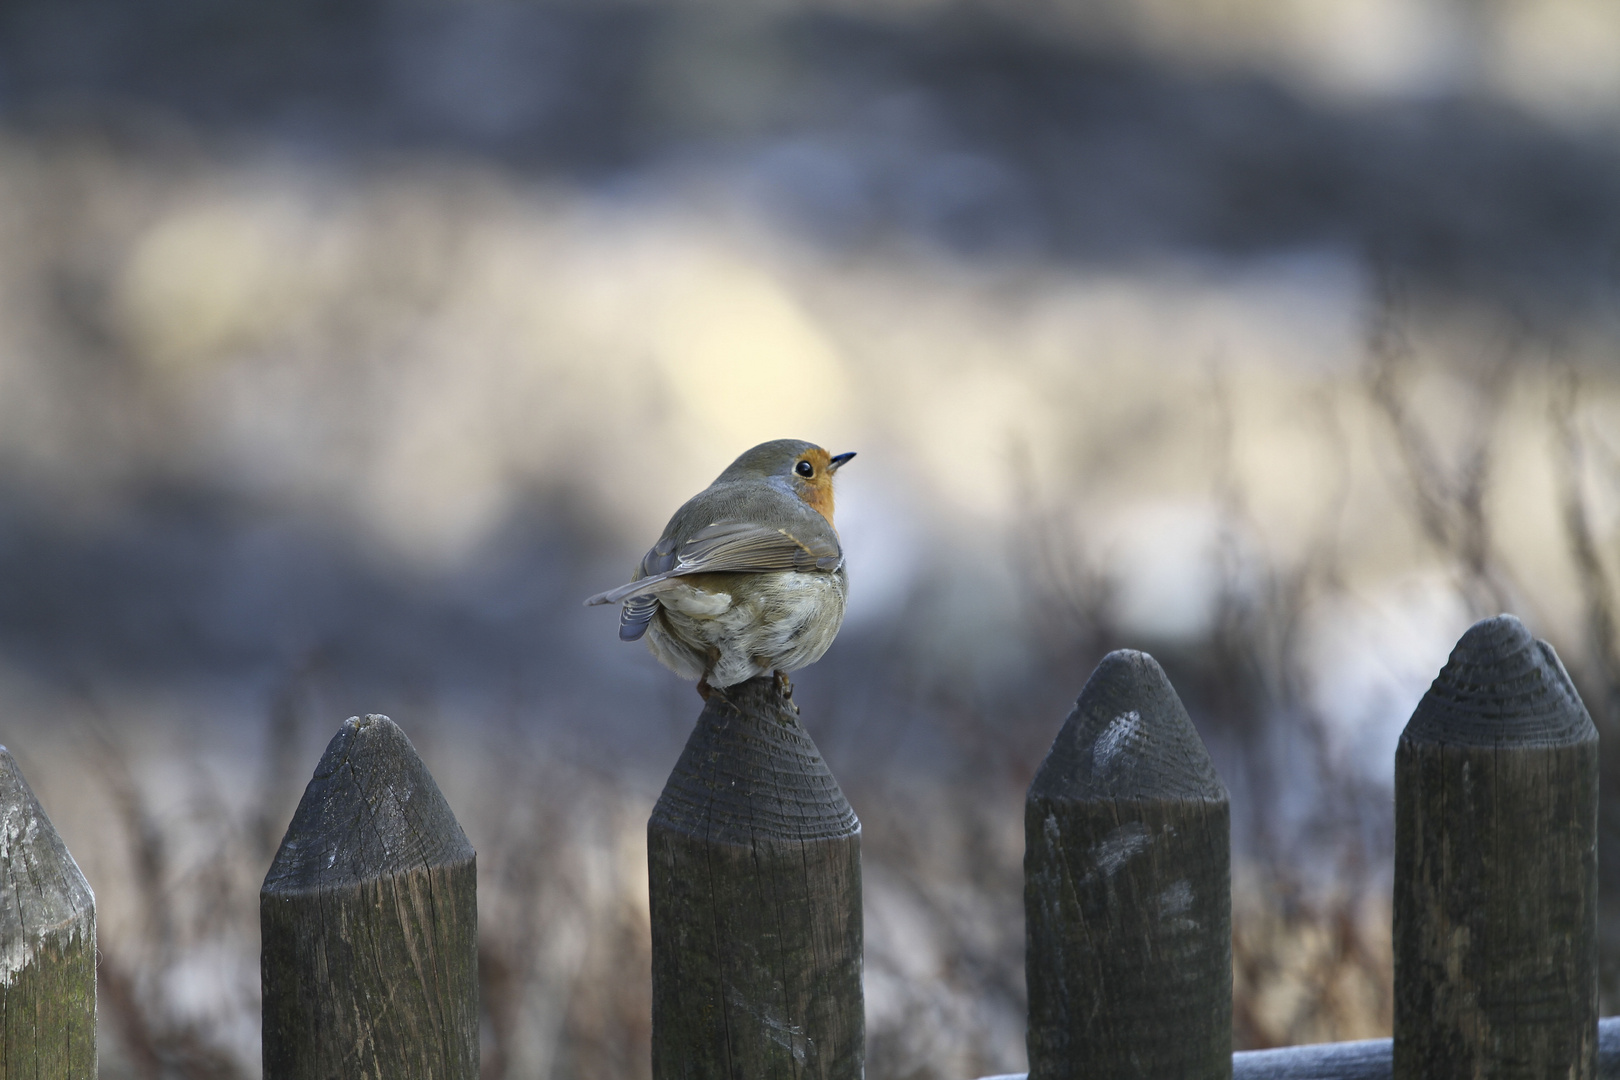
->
[585,439,855,697]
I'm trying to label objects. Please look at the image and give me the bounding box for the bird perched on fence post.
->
[585,439,855,699]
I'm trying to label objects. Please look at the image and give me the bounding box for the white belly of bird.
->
[645,569,848,688]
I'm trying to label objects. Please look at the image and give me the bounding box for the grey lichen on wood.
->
[0,746,96,1079]
[648,676,863,1080]
[261,714,478,1080]
[1394,614,1598,1080]
[1025,649,1232,1080]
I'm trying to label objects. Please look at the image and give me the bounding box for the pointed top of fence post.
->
[651,676,858,848]
[0,746,97,1076]
[0,745,95,956]
[1402,614,1595,748]
[1030,649,1225,803]
[263,714,472,893]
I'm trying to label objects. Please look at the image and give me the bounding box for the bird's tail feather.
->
[619,594,658,640]
[584,572,677,607]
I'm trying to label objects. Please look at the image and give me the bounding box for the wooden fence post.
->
[1394,614,1598,1079]
[261,714,478,1080]
[0,746,96,1079]
[648,676,863,1079]
[1025,649,1232,1080]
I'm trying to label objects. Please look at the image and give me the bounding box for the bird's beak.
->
[828,452,856,472]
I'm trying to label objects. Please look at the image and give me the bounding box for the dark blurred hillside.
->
[3,0,1617,311]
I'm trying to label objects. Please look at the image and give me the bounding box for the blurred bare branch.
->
[78,702,175,953]
[1551,366,1620,736]
[1366,295,1519,617]
[99,947,249,1080]
[1232,874,1393,1051]
[253,652,327,862]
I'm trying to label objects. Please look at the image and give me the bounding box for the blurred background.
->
[2,0,1620,1075]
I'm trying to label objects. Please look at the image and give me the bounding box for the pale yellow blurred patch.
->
[1126,0,1458,96]
[116,194,342,374]
[648,247,852,458]
[872,0,1620,109]
[1492,0,1620,116]
[365,350,516,566]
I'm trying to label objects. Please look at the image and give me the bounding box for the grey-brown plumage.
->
[586,439,854,689]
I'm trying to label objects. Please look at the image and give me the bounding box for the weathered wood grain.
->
[261,714,477,1080]
[0,746,96,1079]
[1394,614,1598,1080]
[648,676,863,1080]
[1024,649,1232,1080]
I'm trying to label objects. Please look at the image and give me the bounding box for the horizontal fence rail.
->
[0,612,1608,1079]
[975,1016,1620,1080]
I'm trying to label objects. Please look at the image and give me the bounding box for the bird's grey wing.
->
[584,520,840,608]
[641,534,679,577]
[673,519,843,574]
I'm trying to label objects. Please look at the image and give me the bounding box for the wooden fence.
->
[0,613,1608,1078]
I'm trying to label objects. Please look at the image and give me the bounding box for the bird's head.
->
[718,438,856,524]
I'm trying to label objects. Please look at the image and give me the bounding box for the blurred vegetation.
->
[2,0,1620,1076]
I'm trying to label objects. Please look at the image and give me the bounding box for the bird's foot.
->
[697,676,734,707]
[775,672,801,715]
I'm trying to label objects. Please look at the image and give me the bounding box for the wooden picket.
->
[261,713,478,1080]
[0,614,1607,1080]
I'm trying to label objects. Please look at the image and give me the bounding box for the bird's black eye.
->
[795,460,814,477]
